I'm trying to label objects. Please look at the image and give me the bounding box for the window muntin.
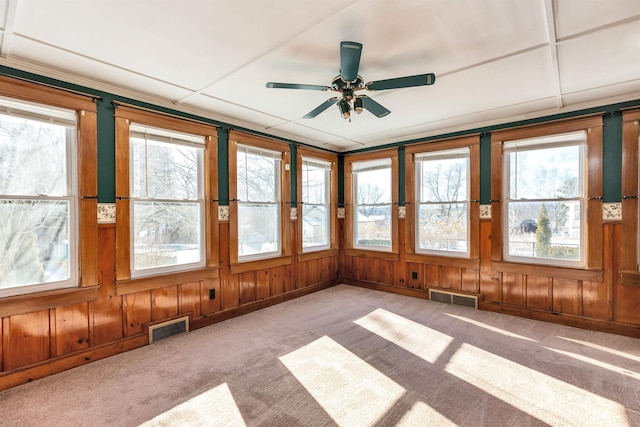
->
[0,97,78,296]
[129,124,205,277]
[503,131,585,266]
[353,158,392,251]
[415,148,470,256]
[301,156,331,251]
[237,144,282,261]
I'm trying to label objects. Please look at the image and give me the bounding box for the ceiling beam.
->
[543,0,563,109]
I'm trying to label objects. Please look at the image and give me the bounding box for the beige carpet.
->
[1,284,639,427]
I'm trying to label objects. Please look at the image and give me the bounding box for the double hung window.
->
[129,124,206,276]
[301,156,331,251]
[0,97,78,296]
[415,148,470,256]
[236,144,282,261]
[503,131,585,266]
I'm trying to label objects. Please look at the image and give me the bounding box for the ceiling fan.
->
[266,41,436,121]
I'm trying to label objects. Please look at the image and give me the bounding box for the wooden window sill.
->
[116,266,219,295]
[406,253,480,269]
[492,261,603,282]
[0,285,99,318]
[344,248,399,261]
[297,249,339,262]
[230,255,292,274]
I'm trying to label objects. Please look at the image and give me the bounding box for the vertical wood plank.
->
[306,259,319,286]
[424,264,440,288]
[461,268,479,293]
[284,264,296,293]
[239,272,256,305]
[123,292,151,337]
[55,303,90,356]
[151,286,179,322]
[526,275,550,311]
[4,310,50,371]
[0,318,3,372]
[256,268,271,300]
[271,266,286,295]
[378,259,394,285]
[90,225,124,346]
[583,223,613,320]
[221,275,240,310]
[296,261,308,289]
[479,220,500,302]
[179,281,201,319]
[552,278,582,315]
[201,278,221,315]
[441,266,461,291]
[503,273,525,306]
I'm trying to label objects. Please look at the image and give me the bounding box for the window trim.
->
[490,115,603,276]
[621,108,640,286]
[114,106,219,290]
[0,75,98,313]
[344,149,398,259]
[228,131,291,273]
[296,147,338,261]
[405,135,480,267]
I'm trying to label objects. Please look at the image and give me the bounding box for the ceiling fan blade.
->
[303,97,338,119]
[366,73,436,91]
[266,82,331,91]
[340,41,363,83]
[360,95,390,118]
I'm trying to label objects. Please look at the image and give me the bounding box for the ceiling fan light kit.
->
[266,41,436,121]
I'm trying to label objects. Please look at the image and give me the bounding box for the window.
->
[299,149,337,253]
[345,150,398,256]
[0,78,97,299]
[236,144,282,260]
[405,136,479,265]
[115,106,218,285]
[503,132,585,266]
[229,131,290,271]
[129,124,205,276]
[415,148,470,256]
[621,108,640,284]
[491,116,603,274]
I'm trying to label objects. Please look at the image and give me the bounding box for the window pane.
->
[238,203,280,257]
[302,163,328,204]
[355,168,391,204]
[302,204,328,248]
[508,144,582,200]
[0,200,71,289]
[417,203,468,253]
[132,201,202,270]
[131,138,201,200]
[356,205,391,247]
[418,157,468,202]
[237,151,279,202]
[0,115,69,196]
[507,200,581,261]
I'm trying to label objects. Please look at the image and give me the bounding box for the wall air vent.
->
[148,316,189,343]
[428,289,478,309]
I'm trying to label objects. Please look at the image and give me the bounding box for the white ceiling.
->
[1,0,639,152]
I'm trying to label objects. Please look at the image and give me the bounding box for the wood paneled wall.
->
[343,218,640,337]
[0,220,338,391]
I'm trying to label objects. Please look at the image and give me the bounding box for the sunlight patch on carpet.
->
[445,343,630,427]
[443,313,537,342]
[279,335,405,426]
[139,382,246,427]
[557,336,640,363]
[396,401,457,426]
[545,347,640,380]
[354,308,454,363]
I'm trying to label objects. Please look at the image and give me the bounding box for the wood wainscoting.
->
[0,221,339,391]
[342,219,640,338]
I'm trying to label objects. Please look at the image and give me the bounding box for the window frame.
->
[344,149,398,260]
[228,131,291,273]
[405,135,480,268]
[0,75,98,312]
[296,147,338,260]
[114,106,219,293]
[490,115,603,280]
[621,108,640,285]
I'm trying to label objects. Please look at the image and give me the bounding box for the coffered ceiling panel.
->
[0,0,638,151]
